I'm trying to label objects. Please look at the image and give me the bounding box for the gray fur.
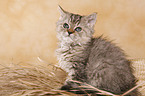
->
[56,6,140,95]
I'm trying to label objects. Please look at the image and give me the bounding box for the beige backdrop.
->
[0,0,145,64]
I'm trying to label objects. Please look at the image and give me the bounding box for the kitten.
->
[56,6,140,96]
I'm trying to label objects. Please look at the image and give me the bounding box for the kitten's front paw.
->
[60,81,87,94]
[60,84,73,91]
[60,81,79,91]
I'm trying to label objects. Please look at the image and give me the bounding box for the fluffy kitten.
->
[56,6,140,96]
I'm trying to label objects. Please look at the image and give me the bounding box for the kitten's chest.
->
[56,43,86,74]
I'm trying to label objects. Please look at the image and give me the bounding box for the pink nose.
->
[67,28,74,35]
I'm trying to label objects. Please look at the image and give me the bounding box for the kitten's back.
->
[86,37,139,95]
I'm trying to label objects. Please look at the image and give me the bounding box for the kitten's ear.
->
[86,13,97,27]
[58,5,67,17]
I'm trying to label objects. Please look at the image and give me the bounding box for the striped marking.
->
[70,14,82,25]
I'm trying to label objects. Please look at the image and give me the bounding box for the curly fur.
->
[56,6,140,95]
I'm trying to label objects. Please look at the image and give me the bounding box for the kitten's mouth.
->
[68,31,74,35]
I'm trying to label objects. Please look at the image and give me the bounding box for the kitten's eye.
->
[75,27,82,32]
[63,23,69,29]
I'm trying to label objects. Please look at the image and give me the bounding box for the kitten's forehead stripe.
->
[70,14,82,25]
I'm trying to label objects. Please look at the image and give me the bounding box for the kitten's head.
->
[57,6,97,44]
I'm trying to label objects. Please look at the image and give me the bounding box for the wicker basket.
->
[131,59,145,95]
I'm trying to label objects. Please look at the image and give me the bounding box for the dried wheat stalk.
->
[0,57,144,96]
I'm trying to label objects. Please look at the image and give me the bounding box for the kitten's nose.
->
[67,28,74,35]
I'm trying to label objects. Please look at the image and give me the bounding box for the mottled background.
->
[0,0,145,64]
